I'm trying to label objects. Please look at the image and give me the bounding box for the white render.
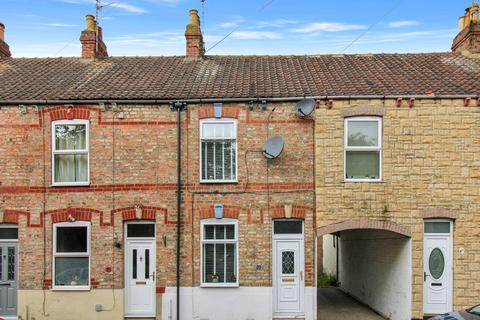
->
[338,229,412,320]
[322,234,337,278]
[162,286,317,320]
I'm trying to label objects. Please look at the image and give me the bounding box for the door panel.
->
[424,235,451,314]
[0,243,17,317]
[274,240,303,313]
[125,240,155,316]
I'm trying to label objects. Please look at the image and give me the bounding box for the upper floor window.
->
[344,117,382,181]
[200,119,237,183]
[53,221,90,290]
[52,120,89,186]
[201,219,238,287]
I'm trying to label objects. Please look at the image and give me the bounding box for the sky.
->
[0,0,471,57]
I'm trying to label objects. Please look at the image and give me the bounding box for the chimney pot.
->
[0,22,11,58]
[85,14,96,32]
[0,23,4,41]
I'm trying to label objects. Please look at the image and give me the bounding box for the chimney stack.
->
[185,9,205,59]
[0,22,12,58]
[80,14,108,59]
[452,2,480,55]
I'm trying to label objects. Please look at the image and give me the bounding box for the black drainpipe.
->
[171,101,186,320]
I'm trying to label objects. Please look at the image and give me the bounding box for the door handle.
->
[300,271,303,281]
[151,272,155,281]
[424,272,429,282]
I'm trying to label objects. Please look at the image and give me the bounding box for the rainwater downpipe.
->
[171,101,186,320]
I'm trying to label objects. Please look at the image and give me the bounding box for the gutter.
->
[0,95,478,105]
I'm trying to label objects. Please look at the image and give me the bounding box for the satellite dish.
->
[295,98,315,117]
[263,135,284,159]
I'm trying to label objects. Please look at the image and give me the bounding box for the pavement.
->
[318,287,386,320]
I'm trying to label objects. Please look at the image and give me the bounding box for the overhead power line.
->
[206,0,277,53]
[341,0,404,53]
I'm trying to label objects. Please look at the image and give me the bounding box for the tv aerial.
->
[294,98,315,117]
[262,135,285,159]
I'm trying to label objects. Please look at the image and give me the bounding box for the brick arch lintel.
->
[49,208,102,223]
[199,205,241,220]
[317,217,411,238]
[111,206,174,225]
[422,206,458,220]
[45,105,95,121]
[198,106,240,119]
[341,105,385,118]
[271,206,311,220]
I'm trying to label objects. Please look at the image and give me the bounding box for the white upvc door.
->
[423,221,453,315]
[273,239,304,314]
[125,239,156,317]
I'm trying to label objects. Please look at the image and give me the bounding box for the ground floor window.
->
[201,219,238,287]
[53,221,90,290]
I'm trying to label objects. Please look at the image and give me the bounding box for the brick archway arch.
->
[317,217,411,237]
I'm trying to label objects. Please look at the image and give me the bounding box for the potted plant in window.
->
[211,273,220,283]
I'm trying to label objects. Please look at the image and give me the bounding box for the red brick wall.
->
[0,102,315,290]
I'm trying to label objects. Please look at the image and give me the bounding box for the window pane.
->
[7,247,15,281]
[132,249,137,279]
[203,244,215,283]
[226,243,236,283]
[56,227,88,253]
[215,243,225,282]
[215,225,225,240]
[425,222,451,233]
[282,251,295,274]
[225,225,235,239]
[204,225,215,240]
[345,151,380,179]
[127,224,155,238]
[201,142,207,180]
[205,141,215,180]
[145,249,150,279]
[55,124,86,150]
[274,221,303,234]
[231,142,236,180]
[0,228,18,239]
[347,121,379,146]
[55,257,89,286]
[224,141,232,180]
[54,154,88,183]
[215,141,224,179]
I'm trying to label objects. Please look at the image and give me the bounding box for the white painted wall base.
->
[322,234,337,278]
[162,287,316,320]
[338,230,412,320]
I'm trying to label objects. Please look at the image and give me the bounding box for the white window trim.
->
[51,119,90,186]
[199,118,238,183]
[344,116,382,182]
[52,221,91,291]
[200,219,239,288]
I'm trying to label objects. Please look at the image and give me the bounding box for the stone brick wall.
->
[0,102,315,300]
[315,98,480,318]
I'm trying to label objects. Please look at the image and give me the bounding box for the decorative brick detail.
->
[43,279,52,290]
[91,278,100,289]
[198,106,240,119]
[112,206,169,223]
[422,207,458,220]
[317,217,411,237]
[271,205,310,219]
[199,205,241,219]
[2,209,22,224]
[48,106,91,121]
[49,208,100,223]
[341,105,386,118]
[156,287,166,294]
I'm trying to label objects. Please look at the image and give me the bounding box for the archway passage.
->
[317,219,412,320]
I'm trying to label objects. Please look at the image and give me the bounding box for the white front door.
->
[273,239,304,314]
[125,223,156,317]
[423,221,452,315]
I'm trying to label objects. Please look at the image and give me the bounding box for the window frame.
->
[52,221,91,291]
[344,116,382,182]
[51,119,90,187]
[200,219,239,288]
[199,118,238,184]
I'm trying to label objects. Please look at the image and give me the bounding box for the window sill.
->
[343,179,384,183]
[51,182,90,187]
[200,283,239,288]
[199,180,238,184]
[51,286,91,291]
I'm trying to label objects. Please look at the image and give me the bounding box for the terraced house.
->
[0,3,479,320]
